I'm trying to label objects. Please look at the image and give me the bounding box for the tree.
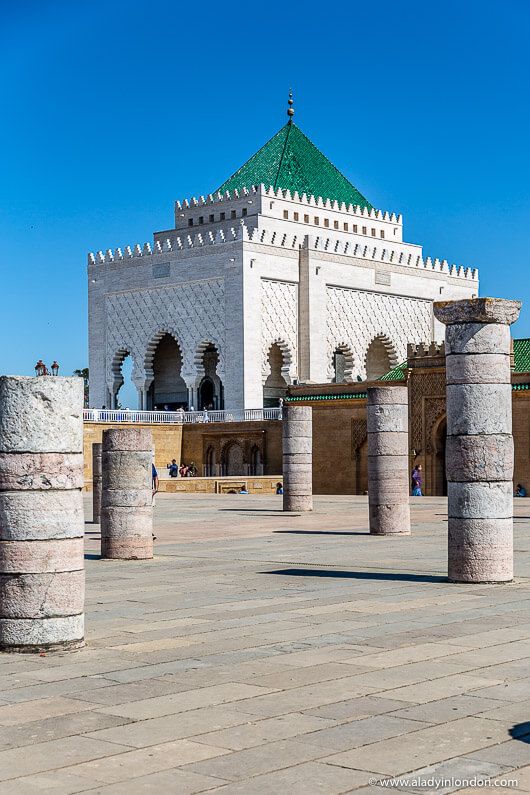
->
[73,368,89,408]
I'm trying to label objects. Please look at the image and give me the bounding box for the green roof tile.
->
[379,362,407,381]
[514,339,530,372]
[215,122,372,209]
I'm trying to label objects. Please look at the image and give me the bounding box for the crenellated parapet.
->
[88,223,478,283]
[175,183,402,224]
[407,341,446,358]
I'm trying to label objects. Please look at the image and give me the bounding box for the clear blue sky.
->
[1,0,529,381]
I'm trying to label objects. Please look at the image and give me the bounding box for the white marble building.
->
[88,103,478,411]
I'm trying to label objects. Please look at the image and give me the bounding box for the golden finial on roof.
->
[287,89,294,121]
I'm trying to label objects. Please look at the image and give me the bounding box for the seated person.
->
[275,482,283,495]
[238,487,249,494]
[515,483,527,497]
[179,464,188,478]
[168,459,179,478]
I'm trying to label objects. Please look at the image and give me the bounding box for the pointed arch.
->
[109,347,137,408]
[194,340,224,410]
[262,338,293,385]
[331,343,355,383]
[364,334,399,380]
[144,328,183,382]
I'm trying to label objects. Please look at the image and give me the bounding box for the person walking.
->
[411,464,423,496]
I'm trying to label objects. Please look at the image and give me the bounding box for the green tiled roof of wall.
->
[378,362,407,381]
[284,392,367,402]
[215,122,372,209]
[514,339,530,372]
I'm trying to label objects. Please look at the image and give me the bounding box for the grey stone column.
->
[282,404,313,512]
[101,428,153,559]
[367,385,411,535]
[434,297,521,583]
[92,443,102,524]
[0,376,85,652]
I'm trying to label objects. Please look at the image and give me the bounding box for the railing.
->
[83,408,282,424]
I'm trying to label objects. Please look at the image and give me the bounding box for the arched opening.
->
[263,343,288,407]
[250,445,263,475]
[433,416,447,496]
[205,445,216,477]
[199,377,215,411]
[365,337,394,380]
[112,351,137,409]
[198,344,223,410]
[224,442,244,476]
[147,334,187,410]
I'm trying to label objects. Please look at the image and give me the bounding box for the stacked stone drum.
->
[367,385,411,535]
[101,428,153,559]
[0,376,85,652]
[282,405,313,512]
[92,442,102,524]
[434,297,521,583]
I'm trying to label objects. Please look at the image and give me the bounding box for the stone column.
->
[101,428,153,559]
[92,443,102,524]
[434,297,521,583]
[0,376,85,652]
[367,385,411,535]
[282,404,313,511]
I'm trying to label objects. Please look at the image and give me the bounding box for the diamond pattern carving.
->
[105,280,225,387]
[261,279,298,380]
[326,287,432,379]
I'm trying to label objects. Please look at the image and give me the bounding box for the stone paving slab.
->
[1,494,530,792]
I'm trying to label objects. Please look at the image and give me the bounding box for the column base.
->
[0,638,85,654]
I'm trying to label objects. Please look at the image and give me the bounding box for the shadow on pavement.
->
[274,530,370,536]
[219,509,289,513]
[509,722,530,740]
[84,553,102,560]
[260,567,446,583]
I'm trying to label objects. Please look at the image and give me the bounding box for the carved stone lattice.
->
[409,369,445,453]
[261,280,298,381]
[106,280,225,389]
[424,397,446,454]
[351,418,367,458]
[326,287,432,379]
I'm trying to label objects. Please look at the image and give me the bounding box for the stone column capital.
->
[434,297,521,327]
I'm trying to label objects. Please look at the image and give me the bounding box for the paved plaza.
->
[1,494,530,792]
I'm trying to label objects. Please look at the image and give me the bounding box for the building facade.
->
[88,105,478,411]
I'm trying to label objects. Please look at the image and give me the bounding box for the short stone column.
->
[92,443,102,524]
[434,297,521,583]
[101,429,153,559]
[0,376,85,652]
[367,385,411,535]
[282,404,313,512]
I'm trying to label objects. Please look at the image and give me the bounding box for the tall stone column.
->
[367,385,411,535]
[434,297,521,583]
[0,376,85,652]
[101,428,153,559]
[282,404,313,512]
[92,442,102,524]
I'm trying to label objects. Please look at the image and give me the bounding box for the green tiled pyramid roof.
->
[215,122,372,209]
[514,339,530,372]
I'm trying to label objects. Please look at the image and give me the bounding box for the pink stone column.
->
[367,385,411,535]
[92,443,102,524]
[434,297,521,583]
[101,429,153,559]
[0,376,85,652]
[283,404,313,512]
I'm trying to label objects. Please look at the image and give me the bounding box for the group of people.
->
[167,460,197,478]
